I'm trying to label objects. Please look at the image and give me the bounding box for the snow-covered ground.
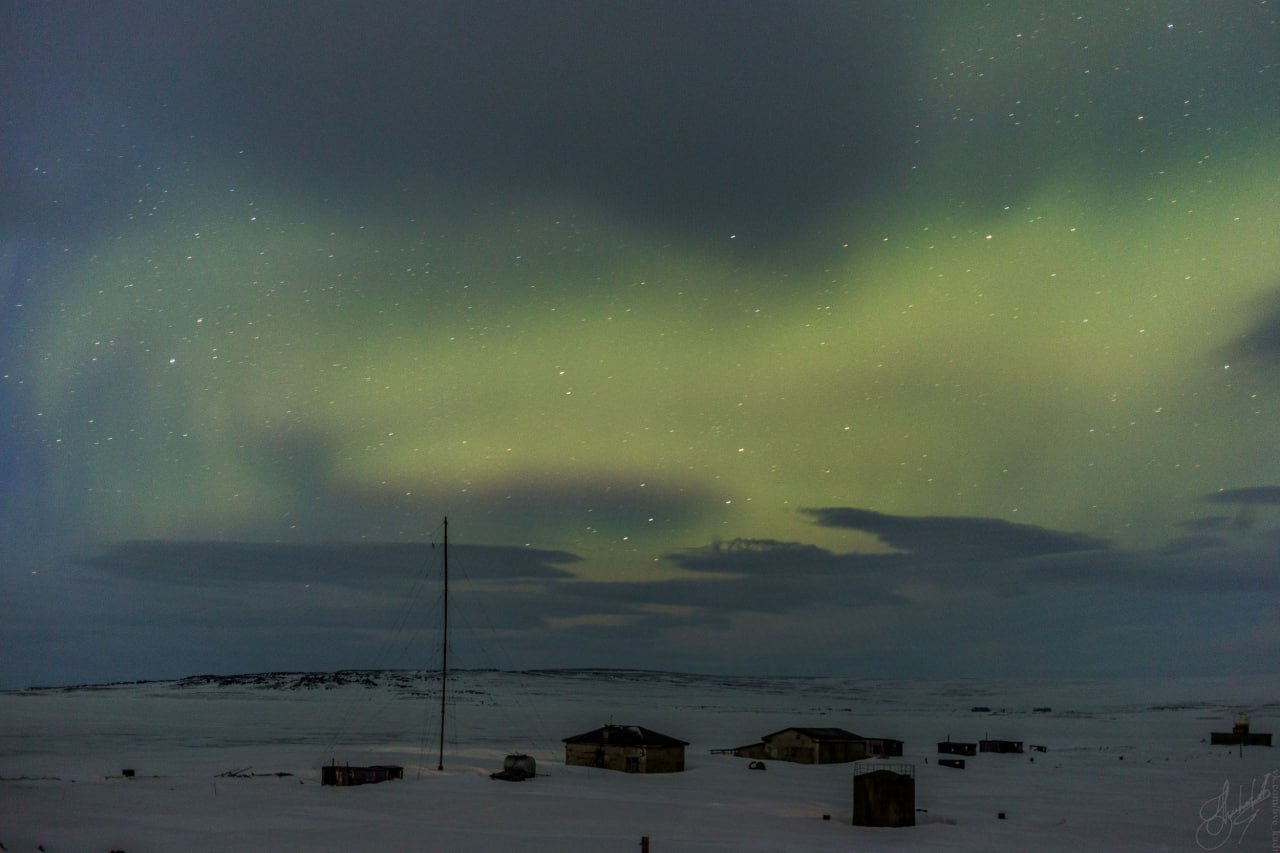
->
[1,670,1276,851]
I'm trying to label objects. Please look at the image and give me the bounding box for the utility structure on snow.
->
[1210,714,1272,747]
[852,763,916,827]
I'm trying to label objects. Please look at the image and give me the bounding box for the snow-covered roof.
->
[762,726,862,742]
[563,724,689,747]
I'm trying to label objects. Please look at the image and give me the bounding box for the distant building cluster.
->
[321,697,1277,842]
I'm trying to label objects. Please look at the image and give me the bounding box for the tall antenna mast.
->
[437,516,448,771]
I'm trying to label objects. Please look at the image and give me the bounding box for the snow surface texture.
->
[1,670,1277,851]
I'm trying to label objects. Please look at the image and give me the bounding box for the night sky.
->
[3,1,1278,688]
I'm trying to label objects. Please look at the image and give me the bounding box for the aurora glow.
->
[2,1,1278,687]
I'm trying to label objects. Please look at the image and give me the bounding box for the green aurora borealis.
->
[27,157,1280,557]
[3,1,1278,685]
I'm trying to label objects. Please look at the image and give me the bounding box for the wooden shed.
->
[853,763,916,827]
[730,728,902,765]
[937,739,978,756]
[864,736,906,758]
[321,763,403,786]
[563,725,688,773]
[979,739,1024,754]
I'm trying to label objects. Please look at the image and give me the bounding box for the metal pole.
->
[438,516,448,772]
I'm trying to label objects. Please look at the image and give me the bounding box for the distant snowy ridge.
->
[12,669,1279,721]
[21,667,809,693]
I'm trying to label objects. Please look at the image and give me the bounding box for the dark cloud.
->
[668,538,865,576]
[12,541,601,684]
[1179,516,1233,532]
[802,507,1110,560]
[80,540,577,588]
[561,571,908,615]
[66,514,1275,654]
[1202,486,1280,505]
[12,513,1280,687]
[1159,534,1230,554]
[640,514,1277,604]
[1222,289,1280,364]
[1028,538,1280,594]
[3,0,918,244]
[633,538,908,612]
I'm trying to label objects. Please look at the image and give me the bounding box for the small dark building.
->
[864,737,906,758]
[979,739,1024,754]
[853,764,915,828]
[563,724,688,773]
[937,739,978,756]
[321,763,403,786]
[1210,715,1272,747]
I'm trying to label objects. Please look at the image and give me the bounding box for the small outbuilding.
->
[937,739,977,756]
[979,739,1024,754]
[863,736,906,758]
[563,725,688,773]
[321,763,403,786]
[853,763,916,828]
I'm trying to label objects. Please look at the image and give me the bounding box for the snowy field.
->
[1,670,1277,852]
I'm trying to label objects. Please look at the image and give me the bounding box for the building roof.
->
[563,724,689,747]
[757,722,870,737]
[762,727,862,742]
